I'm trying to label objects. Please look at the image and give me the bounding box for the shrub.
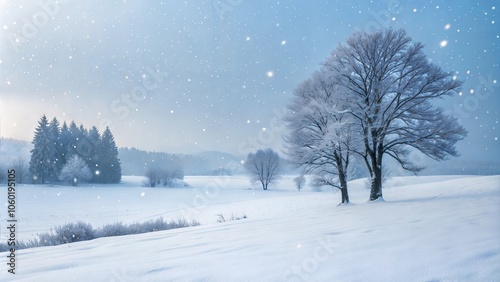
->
[97,222,129,237]
[126,217,199,234]
[144,164,184,187]
[53,221,96,244]
[216,212,247,223]
[0,217,199,252]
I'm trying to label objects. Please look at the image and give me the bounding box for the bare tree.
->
[285,71,355,204]
[324,28,467,201]
[244,149,282,190]
[293,175,306,192]
[144,162,184,188]
[0,164,6,183]
[160,163,184,187]
[144,167,161,187]
[12,158,29,184]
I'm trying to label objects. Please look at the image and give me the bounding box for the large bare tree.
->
[324,28,467,201]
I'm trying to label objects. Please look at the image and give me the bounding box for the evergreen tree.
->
[85,126,101,181]
[49,117,62,180]
[29,115,57,184]
[67,121,80,157]
[94,127,121,183]
[29,116,122,185]
[75,124,89,158]
[79,124,88,138]
[59,122,71,169]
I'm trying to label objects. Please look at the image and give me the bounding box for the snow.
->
[1,175,499,281]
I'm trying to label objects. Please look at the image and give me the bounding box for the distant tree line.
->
[118,147,184,187]
[118,147,240,177]
[118,147,183,175]
[29,115,121,185]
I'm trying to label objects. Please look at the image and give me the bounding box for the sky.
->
[0,0,498,161]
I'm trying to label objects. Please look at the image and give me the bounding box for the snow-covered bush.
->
[35,221,96,245]
[53,221,96,243]
[127,217,198,233]
[0,217,199,252]
[97,222,129,237]
[59,155,93,186]
[128,218,167,233]
[0,239,42,252]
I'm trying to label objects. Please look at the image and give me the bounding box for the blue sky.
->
[0,1,498,161]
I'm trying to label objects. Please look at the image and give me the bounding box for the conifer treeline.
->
[29,115,121,184]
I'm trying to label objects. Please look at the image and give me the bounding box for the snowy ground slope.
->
[1,175,499,281]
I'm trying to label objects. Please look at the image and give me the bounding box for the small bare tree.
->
[160,166,183,187]
[12,158,29,184]
[144,167,161,187]
[244,149,282,190]
[293,175,306,192]
[144,163,184,187]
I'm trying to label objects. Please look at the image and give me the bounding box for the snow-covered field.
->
[1,174,499,281]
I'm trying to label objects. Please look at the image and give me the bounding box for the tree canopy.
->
[285,28,467,202]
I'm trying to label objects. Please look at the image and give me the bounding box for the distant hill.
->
[190,151,243,174]
[0,138,32,164]
[118,147,244,176]
[373,157,500,179]
[422,159,500,176]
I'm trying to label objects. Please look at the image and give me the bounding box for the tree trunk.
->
[340,187,349,203]
[369,162,383,201]
[339,172,349,204]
